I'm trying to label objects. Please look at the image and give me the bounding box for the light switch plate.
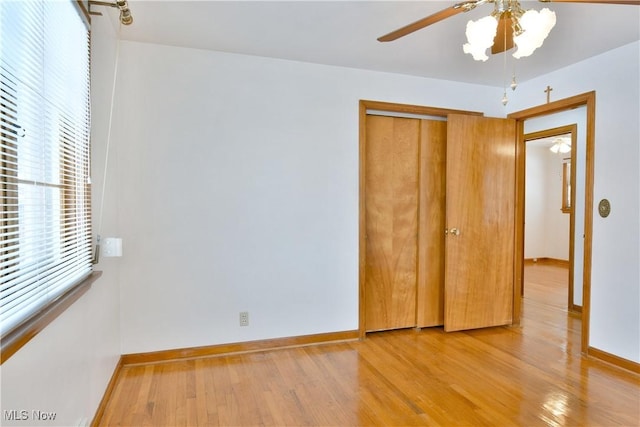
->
[102,237,123,257]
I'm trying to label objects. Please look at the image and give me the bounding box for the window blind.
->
[0,0,92,338]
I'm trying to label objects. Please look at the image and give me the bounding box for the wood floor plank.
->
[98,264,640,426]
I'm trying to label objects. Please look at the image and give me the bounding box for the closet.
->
[360,102,516,333]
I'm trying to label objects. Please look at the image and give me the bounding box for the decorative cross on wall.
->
[545,85,553,103]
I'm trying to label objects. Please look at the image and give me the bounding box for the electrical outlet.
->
[239,311,249,327]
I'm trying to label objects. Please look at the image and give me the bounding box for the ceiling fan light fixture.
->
[512,8,556,59]
[511,13,525,37]
[549,137,571,154]
[463,15,498,61]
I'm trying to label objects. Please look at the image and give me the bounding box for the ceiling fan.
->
[378,0,640,61]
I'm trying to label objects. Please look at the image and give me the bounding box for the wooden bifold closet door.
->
[364,115,446,331]
[363,113,516,333]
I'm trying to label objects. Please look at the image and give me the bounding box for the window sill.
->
[1,271,103,364]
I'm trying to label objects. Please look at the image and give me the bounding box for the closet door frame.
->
[358,100,483,338]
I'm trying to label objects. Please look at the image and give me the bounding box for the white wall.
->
[543,151,570,260]
[509,41,640,363]
[0,13,122,427]
[112,41,504,354]
[114,39,639,364]
[525,146,546,258]
[524,145,570,261]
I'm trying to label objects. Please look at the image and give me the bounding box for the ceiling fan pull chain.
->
[502,20,509,106]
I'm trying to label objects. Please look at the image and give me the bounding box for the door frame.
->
[509,91,595,354]
[358,100,483,338]
[523,124,578,313]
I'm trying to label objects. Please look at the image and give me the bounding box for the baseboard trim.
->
[91,356,124,427]
[524,257,570,267]
[588,346,640,374]
[121,330,360,366]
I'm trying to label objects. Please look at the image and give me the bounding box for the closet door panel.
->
[364,116,419,331]
[416,119,447,327]
[444,114,516,332]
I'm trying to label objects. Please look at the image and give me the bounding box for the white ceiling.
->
[112,1,640,87]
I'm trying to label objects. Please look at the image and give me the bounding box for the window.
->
[1,0,92,358]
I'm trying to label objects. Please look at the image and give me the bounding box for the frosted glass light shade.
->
[549,138,571,154]
[463,15,498,61]
[513,8,556,59]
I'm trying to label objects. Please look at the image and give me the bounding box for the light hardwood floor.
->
[98,263,640,426]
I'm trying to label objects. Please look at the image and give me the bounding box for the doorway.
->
[523,125,579,313]
[510,91,595,353]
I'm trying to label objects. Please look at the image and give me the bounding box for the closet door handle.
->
[449,227,460,236]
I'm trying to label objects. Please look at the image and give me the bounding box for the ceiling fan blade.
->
[378,2,478,42]
[540,0,640,4]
